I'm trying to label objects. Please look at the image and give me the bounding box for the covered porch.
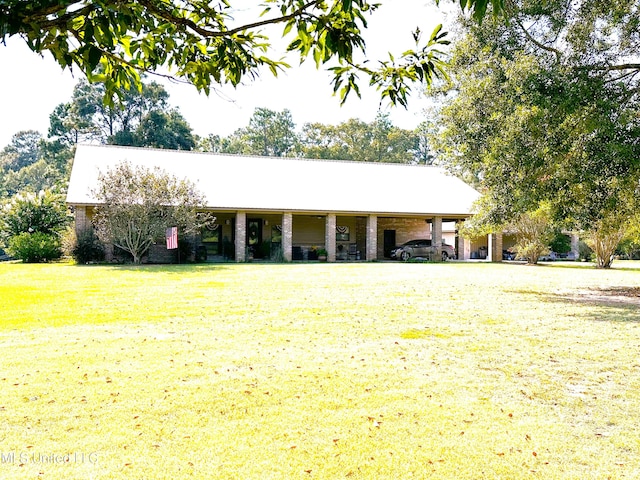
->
[197,211,504,263]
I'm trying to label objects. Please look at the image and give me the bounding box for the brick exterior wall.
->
[147,243,179,263]
[74,206,89,234]
[376,218,432,259]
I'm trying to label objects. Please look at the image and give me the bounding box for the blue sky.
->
[0,1,449,148]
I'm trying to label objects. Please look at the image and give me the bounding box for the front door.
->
[384,230,396,258]
[247,218,263,258]
[202,224,222,257]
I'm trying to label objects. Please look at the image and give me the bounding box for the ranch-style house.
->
[66,144,512,263]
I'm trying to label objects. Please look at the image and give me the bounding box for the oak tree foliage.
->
[0,0,500,106]
[433,0,640,267]
[301,111,428,163]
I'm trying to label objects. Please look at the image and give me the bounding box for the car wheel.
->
[441,251,449,261]
[400,251,411,261]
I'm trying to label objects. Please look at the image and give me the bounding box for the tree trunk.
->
[591,228,625,269]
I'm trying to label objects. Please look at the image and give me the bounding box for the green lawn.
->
[1,261,639,479]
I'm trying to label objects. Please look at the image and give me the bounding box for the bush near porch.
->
[1,262,640,479]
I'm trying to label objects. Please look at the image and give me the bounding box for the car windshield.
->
[404,240,430,246]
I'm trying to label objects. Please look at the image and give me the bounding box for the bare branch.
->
[583,63,640,72]
[513,16,563,62]
[136,0,323,39]
[26,4,98,31]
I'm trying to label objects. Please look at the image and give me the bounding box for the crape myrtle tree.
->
[616,217,640,260]
[509,204,555,265]
[458,199,556,265]
[0,1,504,106]
[432,0,640,268]
[93,161,211,264]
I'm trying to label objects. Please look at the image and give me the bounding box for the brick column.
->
[282,213,293,262]
[488,233,493,262]
[495,233,503,262]
[432,216,443,247]
[488,233,503,262]
[570,233,579,260]
[235,212,246,262]
[366,215,377,261]
[325,213,336,262]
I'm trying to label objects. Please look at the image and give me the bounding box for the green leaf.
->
[88,45,102,71]
[474,0,489,21]
[429,24,443,43]
[84,20,94,42]
[283,20,294,37]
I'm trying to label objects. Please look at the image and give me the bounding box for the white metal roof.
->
[66,144,480,217]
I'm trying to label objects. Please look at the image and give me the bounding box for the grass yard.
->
[1,261,639,479]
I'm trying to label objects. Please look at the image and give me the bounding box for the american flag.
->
[166,227,178,250]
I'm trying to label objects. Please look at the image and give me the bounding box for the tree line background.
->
[0,78,434,201]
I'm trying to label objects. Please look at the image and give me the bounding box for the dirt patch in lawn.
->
[563,287,640,307]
